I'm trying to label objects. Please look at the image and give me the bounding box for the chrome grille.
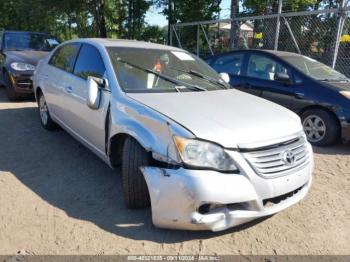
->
[242,137,310,178]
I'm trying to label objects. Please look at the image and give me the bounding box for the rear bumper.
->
[141,144,314,232]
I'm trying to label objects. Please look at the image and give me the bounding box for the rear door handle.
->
[243,83,252,88]
[65,86,73,93]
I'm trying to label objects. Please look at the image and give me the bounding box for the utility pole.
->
[167,0,174,45]
[217,8,220,38]
[274,0,283,50]
[229,0,239,50]
[216,0,220,46]
[128,0,133,39]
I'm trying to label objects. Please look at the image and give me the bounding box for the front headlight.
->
[340,91,350,100]
[173,136,238,172]
[11,62,36,71]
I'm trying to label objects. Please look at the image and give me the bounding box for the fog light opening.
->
[198,202,251,214]
[197,203,229,214]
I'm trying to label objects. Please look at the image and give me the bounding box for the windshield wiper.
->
[170,67,228,89]
[116,59,207,92]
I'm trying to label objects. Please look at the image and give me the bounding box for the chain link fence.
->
[337,7,350,76]
[171,5,350,77]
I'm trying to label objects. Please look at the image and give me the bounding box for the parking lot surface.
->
[0,89,349,255]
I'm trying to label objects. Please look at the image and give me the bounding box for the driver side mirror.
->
[87,76,106,110]
[219,72,230,84]
[274,73,291,84]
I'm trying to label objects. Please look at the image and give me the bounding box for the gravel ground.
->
[0,89,349,255]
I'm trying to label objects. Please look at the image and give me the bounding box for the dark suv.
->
[0,30,59,100]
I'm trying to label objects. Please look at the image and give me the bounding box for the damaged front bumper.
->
[141,149,313,232]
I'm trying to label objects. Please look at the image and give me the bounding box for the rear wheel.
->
[301,109,340,146]
[4,72,21,101]
[121,137,151,209]
[38,92,57,130]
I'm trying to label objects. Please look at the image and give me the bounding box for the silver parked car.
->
[33,39,314,231]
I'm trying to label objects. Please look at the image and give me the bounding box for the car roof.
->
[209,49,305,59]
[257,49,304,58]
[69,38,184,51]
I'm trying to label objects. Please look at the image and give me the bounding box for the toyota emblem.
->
[282,150,296,166]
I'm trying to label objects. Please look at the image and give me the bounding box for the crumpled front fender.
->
[109,97,194,164]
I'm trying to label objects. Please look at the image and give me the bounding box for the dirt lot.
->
[0,89,349,255]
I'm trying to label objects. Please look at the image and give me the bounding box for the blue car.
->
[205,49,350,146]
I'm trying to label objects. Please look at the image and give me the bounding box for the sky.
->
[145,0,232,27]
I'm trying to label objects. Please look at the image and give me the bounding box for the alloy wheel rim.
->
[39,96,49,125]
[303,115,326,142]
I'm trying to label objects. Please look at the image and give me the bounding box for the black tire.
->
[4,72,21,101]
[301,109,340,146]
[38,91,58,130]
[121,137,151,209]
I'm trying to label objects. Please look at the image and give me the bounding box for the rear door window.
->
[49,43,81,73]
[212,53,244,76]
[73,44,106,80]
[247,54,289,81]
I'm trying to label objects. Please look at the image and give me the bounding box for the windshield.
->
[107,47,229,93]
[283,55,348,81]
[3,33,60,52]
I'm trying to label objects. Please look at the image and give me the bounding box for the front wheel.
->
[301,109,340,146]
[38,92,57,130]
[121,137,151,209]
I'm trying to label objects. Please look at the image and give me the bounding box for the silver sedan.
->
[33,39,313,231]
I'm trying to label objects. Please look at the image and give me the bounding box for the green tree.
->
[0,0,152,41]
[155,0,221,54]
[141,25,166,43]
[129,0,151,39]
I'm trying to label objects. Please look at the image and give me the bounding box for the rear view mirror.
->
[275,73,291,84]
[219,72,230,84]
[87,76,105,110]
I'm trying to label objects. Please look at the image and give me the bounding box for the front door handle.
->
[295,92,304,99]
[65,86,73,93]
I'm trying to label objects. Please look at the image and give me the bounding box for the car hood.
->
[128,89,303,148]
[4,50,49,66]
